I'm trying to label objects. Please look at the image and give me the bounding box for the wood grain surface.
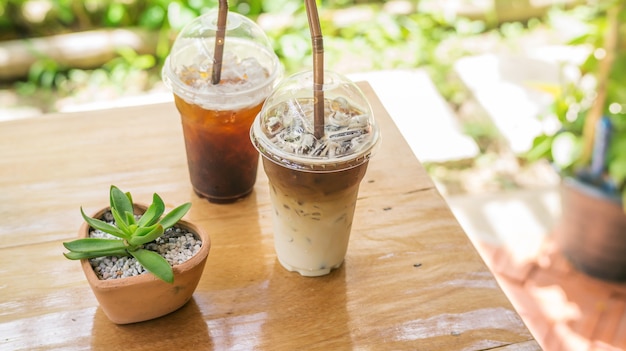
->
[0,82,540,350]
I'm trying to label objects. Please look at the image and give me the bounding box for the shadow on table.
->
[91,298,211,349]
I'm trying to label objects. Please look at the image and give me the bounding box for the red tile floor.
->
[474,238,626,351]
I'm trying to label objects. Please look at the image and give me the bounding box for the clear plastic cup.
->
[162,10,282,203]
[250,70,381,276]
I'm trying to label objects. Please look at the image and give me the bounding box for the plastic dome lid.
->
[162,10,282,110]
[251,70,381,172]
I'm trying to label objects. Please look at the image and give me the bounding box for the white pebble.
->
[87,215,202,281]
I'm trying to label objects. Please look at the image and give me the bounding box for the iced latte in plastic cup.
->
[162,11,281,203]
[250,70,380,276]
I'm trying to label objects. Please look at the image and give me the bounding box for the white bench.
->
[348,69,479,163]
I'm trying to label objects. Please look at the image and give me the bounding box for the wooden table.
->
[0,82,540,350]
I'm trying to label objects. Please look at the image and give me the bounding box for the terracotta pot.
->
[555,177,626,282]
[78,205,210,324]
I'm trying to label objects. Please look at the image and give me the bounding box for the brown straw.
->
[211,0,228,84]
[305,0,325,139]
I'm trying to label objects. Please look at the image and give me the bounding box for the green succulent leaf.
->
[110,206,131,236]
[130,248,174,283]
[137,193,165,227]
[63,238,127,253]
[81,207,126,239]
[159,202,191,229]
[132,222,161,237]
[63,249,129,260]
[129,224,164,246]
[109,185,134,220]
[126,212,137,227]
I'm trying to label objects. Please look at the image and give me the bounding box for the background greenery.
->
[0,0,529,110]
[0,1,601,102]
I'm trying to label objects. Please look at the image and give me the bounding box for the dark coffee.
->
[175,95,264,203]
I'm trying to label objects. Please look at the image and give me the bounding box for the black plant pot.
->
[555,177,626,282]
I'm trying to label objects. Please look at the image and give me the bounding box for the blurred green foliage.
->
[0,0,581,115]
[0,0,261,38]
[0,0,384,39]
[2,0,485,105]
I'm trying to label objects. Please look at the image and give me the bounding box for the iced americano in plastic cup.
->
[162,10,281,203]
[250,70,380,276]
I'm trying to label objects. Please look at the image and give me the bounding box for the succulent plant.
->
[63,185,192,283]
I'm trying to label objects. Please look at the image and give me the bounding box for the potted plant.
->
[63,185,210,324]
[527,2,626,281]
